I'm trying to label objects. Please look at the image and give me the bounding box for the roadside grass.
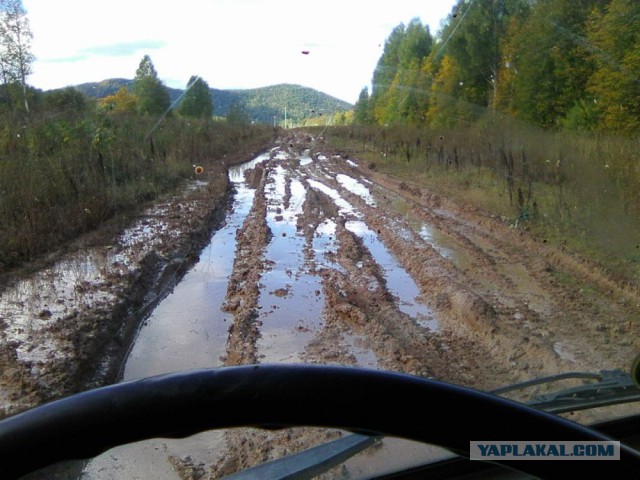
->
[0,112,274,273]
[318,124,640,285]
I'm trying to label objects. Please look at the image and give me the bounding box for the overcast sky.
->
[23,0,457,104]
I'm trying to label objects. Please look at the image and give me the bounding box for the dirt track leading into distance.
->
[208,131,640,477]
[1,131,639,478]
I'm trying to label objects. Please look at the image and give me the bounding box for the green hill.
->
[73,79,353,124]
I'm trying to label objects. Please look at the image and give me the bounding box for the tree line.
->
[354,0,640,135]
[99,55,215,119]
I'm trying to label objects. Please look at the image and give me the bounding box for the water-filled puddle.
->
[390,197,475,273]
[312,219,342,272]
[307,178,436,330]
[494,262,550,315]
[75,153,437,477]
[0,202,181,373]
[336,173,376,206]
[228,152,269,183]
[342,332,378,368]
[257,167,324,362]
[418,224,456,259]
[308,179,361,219]
[81,154,268,479]
[345,221,437,331]
[299,154,312,166]
[122,158,265,380]
[122,185,255,380]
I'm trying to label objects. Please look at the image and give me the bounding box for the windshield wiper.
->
[222,433,379,480]
[495,369,640,414]
[220,370,640,480]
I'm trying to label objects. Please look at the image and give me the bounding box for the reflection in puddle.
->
[0,204,177,369]
[394,199,551,317]
[228,152,269,183]
[308,178,437,331]
[257,167,324,362]
[308,179,361,219]
[410,221,470,270]
[1,262,113,367]
[122,186,255,380]
[345,221,438,331]
[300,155,312,166]
[274,149,290,160]
[81,153,268,479]
[336,173,376,206]
[312,219,342,272]
[419,224,455,259]
[342,332,378,368]
[122,158,263,380]
[495,263,550,316]
[72,152,441,478]
[388,197,471,269]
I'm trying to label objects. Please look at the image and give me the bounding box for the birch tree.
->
[0,0,34,112]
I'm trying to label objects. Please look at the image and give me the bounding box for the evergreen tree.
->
[133,55,170,116]
[353,87,372,124]
[371,23,406,123]
[363,0,640,135]
[178,75,213,119]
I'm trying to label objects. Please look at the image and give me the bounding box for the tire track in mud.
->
[181,132,640,478]
[277,159,457,377]
[337,156,640,377]
[221,162,271,366]
[299,176,490,385]
[302,161,545,389]
[213,147,353,478]
[211,134,525,477]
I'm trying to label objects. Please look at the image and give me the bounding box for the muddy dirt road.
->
[219,132,638,383]
[2,131,639,478]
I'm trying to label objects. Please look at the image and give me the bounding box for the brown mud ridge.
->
[2,131,640,478]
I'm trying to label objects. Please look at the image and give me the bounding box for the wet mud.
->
[2,132,639,479]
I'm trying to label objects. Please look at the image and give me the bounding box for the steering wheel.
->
[1,364,639,479]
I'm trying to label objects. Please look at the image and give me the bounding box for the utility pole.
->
[284,106,287,129]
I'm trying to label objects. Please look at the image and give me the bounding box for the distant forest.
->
[75,79,353,125]
[354,0,640,134]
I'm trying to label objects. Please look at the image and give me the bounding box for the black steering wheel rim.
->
[1,364,639,479]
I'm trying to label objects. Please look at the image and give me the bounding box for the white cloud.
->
[24,0,456,103]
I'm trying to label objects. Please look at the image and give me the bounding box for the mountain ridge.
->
[72,78,353,124]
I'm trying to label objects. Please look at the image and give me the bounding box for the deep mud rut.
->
[2,131,640,479]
